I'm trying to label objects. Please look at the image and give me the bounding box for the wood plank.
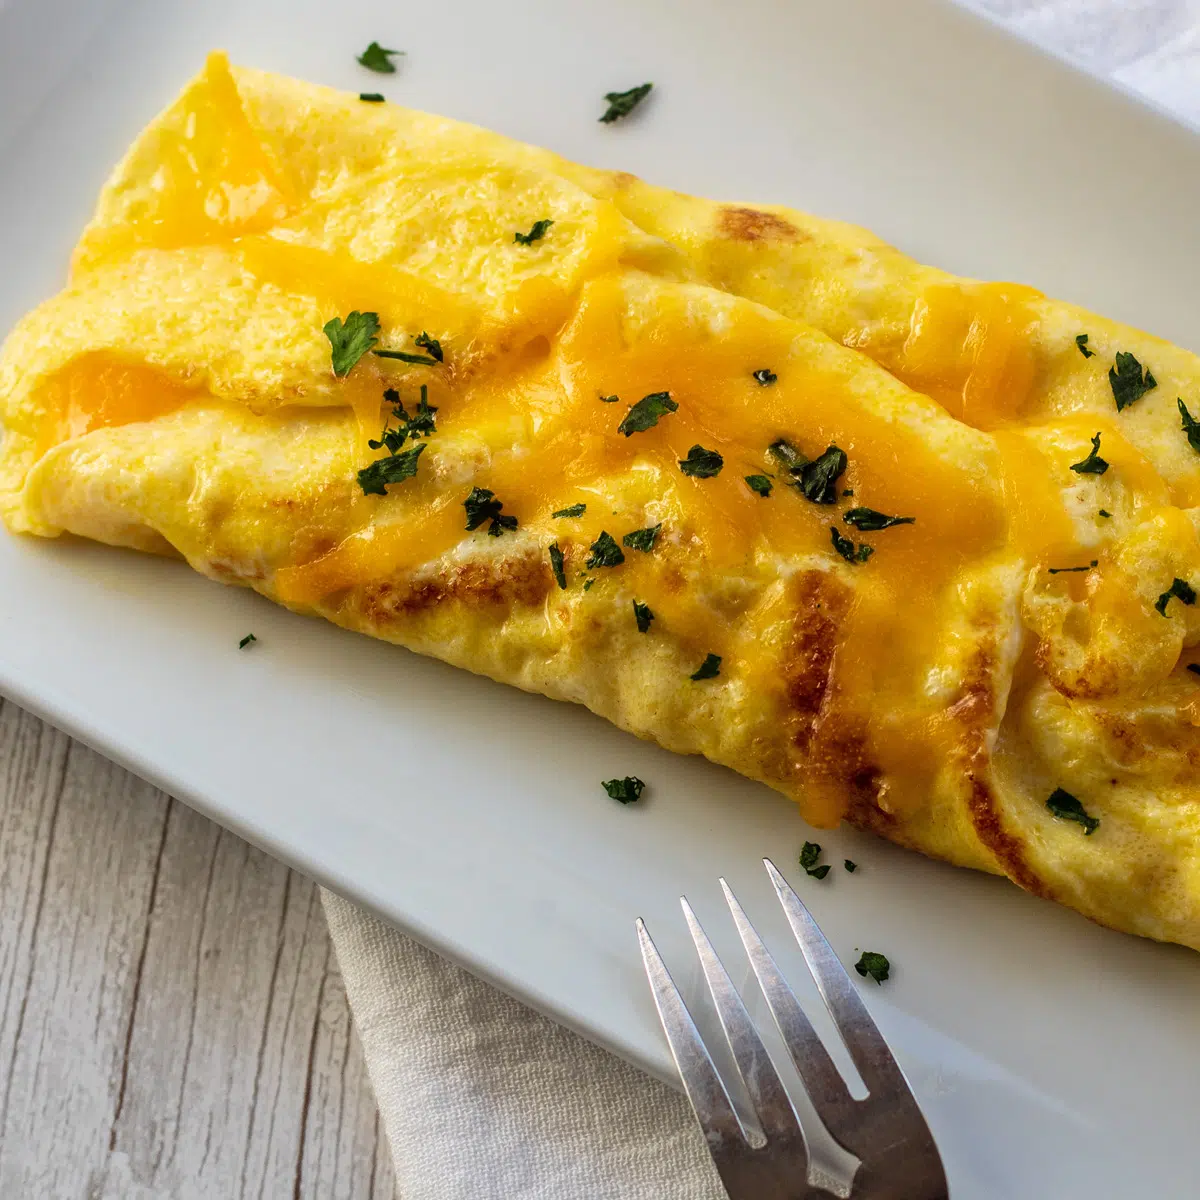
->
[0,732,169,1197]
[297,954,398,1200]
[0,700,396,1198]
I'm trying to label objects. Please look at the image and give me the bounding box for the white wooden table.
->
[0,698,397,1198]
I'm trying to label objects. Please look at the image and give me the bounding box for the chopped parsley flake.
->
[752,368,777,386]
[369,386,437,452]
[583,578,596,591]
[1099,509,1112,518]
[553,503,587,518]
[1046,787,1099,835]
[514,219,554,245]
[586,531,625,568]
[745,474,773,497]
[798,841,830,880]
[1155,577,1197,616]
[768,439,806,472]
[690,653,722,681]
[238,633,257,650]
[1179,398,1200,454]
[1069,432,1109,475]
[464,486,518,536]
[855,951,890,985]
[603,776,645,804]
[679,445,724,477]
[325,311,379,376]
[1076,333,1095,358]
[830,526,873,564]
[844,859,857,873]
[357,443,426,495]
[1109,351,1157,411]
[599,82,653,123]
[374,348,440,365]
[798,445,848,504]
[357,42,403,73]
[1047,560,1097,574]
[633,600,654,633]
[414,331,443,362]
[600,394,620,404]
[618,391,677,436]
[842,507,915,531]
[771,440,848,503]
[549,542,567,589]
[622,523,662,552]
[359,93,386,102]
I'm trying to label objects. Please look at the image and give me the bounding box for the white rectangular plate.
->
[2,1,1198,1194]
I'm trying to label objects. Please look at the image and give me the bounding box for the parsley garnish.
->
[1069,432,1109,475]
[1075,333,1095,358]
[325,311,379,376]
[842,507,915,531]
[549,542,567,589]
[1046,787,1099,835]
[745,475,773,497]
[633,600,654,632]
[369,386,437,451]
[622,524,662,552]
[600,394,620,404]
[357,443,426,495]
[1155,577,1197,616]
[514,219,554,246]
[1047,560,1097,574]
[603,776,645,804]
[414,331,443,362]
[770,440,848,503]
[583,578,596,591]
[679,445,724,477]
[844,859,857,873]
[768,439,806,472]
[599,82,652,123]
[798,445,847,504]
[830,526,873,564]
[374,348,440,365]
[690,653,722,680]
[375,330,443,365]
[798,842,830,880]
[586,531,625,568]
[617,391,677,436]
[238,633,257,649]
[1098,509,1112,518]
[358,42,403,73]
[752,368,777,386]
[1179,398,1200,454]
[553,503,587,518]
[464,487,518,536]
[1188,663,1200,676]
[855,951,890,985]
[359,93,385,102]
[1109,351,1156,411]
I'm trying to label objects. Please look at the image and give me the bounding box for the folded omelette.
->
[5,53,1200,950]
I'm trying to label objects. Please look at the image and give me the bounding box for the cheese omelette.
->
[5,53,1200,950]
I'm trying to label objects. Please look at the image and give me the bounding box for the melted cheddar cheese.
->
[6,53,1200,951]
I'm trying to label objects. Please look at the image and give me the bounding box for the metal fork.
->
[636,858,948,1200]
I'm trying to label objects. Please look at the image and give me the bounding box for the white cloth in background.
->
[323,5,1200,1197]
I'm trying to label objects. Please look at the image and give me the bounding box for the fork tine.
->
[679,898,806,1150]
[635,917,748,1149]
[719,878,858,1136]
[763,859,907,1098]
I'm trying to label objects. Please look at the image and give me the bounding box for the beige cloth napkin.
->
[322,5,1200,1196]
